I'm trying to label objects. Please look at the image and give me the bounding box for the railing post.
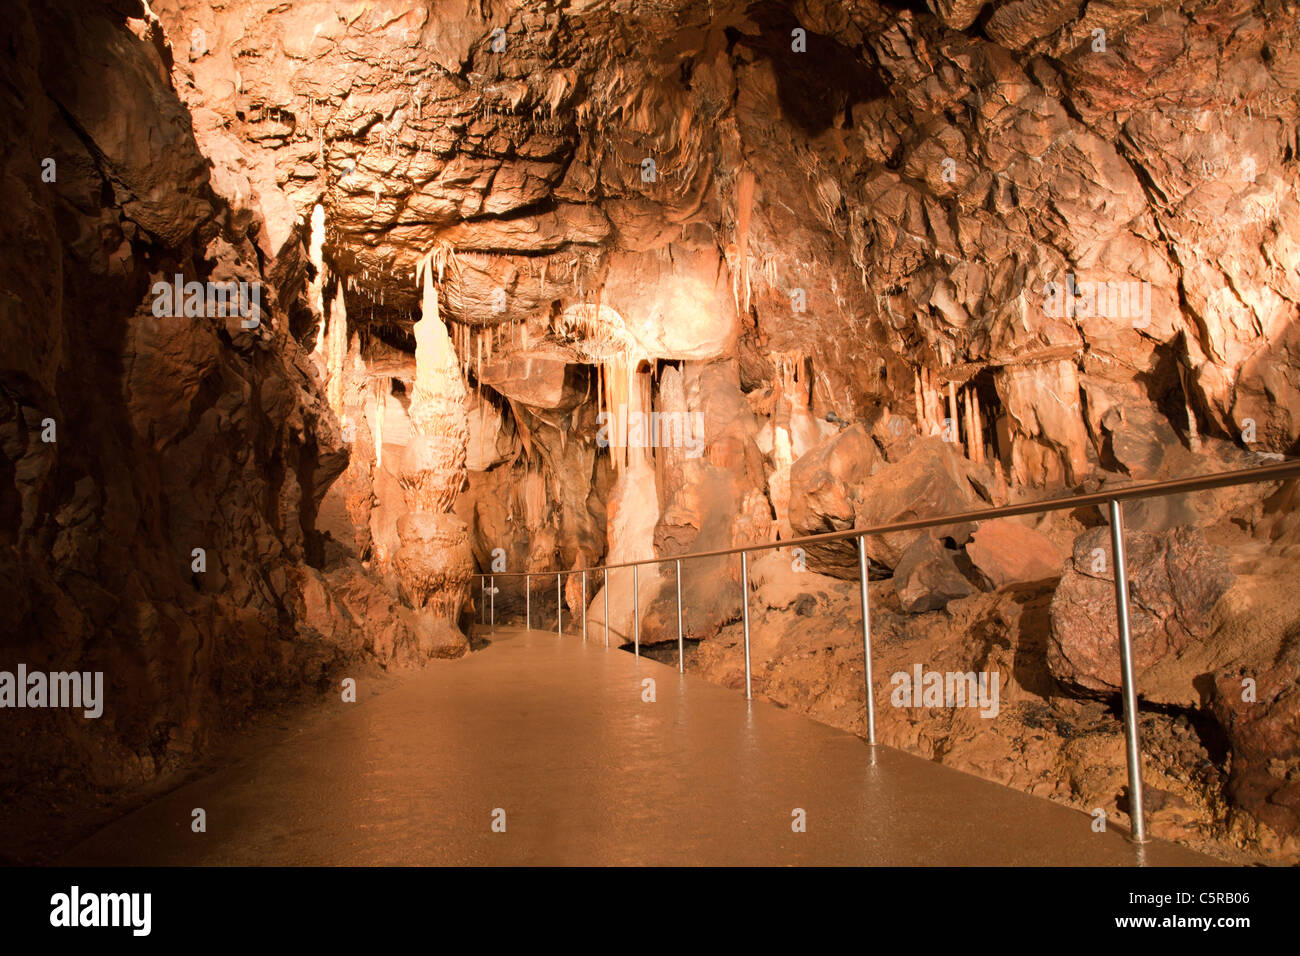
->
[489,575,495,633]
[741,550,752,701]
[557,572,562,635]
[480,578,485,626]
[676,559,684,673]
[603,569,609,648]
[526,574,531,631]
[582,570,587,643]
[633,564,640,658]
[857,536,876,745]
[1109,498,1147,844]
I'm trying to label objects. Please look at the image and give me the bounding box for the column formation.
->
[391,253,474,621]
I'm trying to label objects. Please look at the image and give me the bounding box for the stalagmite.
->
[920,367,943,437]
[1178,362,1201,451]
[388,251,474,655]
[326,282,347,417]
[924,368,936,435]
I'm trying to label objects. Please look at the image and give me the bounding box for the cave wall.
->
[0,0,374,789]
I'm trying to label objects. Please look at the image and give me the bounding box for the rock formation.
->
[391,254,473,656]
[2,0,1299,864]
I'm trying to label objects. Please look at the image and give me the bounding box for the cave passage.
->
[2,0,1299,874]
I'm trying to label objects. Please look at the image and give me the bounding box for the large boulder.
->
[1047,526,1234,696]
[1210,644,1300,849]
[1099,403,1180,480]
[787,423,876,534]
[479,353,573,409]
[967,518,1065,588]
[854,439,983,569]
[869,409,918,463]
[791,436,981,578]
[893,534,974,613]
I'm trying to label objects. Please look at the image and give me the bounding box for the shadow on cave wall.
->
[729,1,889,136]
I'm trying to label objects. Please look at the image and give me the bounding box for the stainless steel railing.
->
[472,458,1300,843]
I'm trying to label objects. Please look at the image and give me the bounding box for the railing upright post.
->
[557,573,562,635]
[603,568,609,647]
[676,559,684,673]
[741,550,752,701]
[857,536,876,745]
[1109,499,1147,843]
[526,574,531,631]
[633,564,640,658]
[582,570,587,643]
[489,575,495,633]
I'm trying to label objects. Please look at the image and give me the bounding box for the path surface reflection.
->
[64,628,1214,866]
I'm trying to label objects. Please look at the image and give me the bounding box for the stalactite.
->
[946,380,958,444]
[736,167,756,316]
[596,359,605,439]
[963,387,976,461]
[308,204,326,365]
[914,369,925,433]
[372,377,386,470]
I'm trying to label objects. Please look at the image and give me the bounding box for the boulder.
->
[749,550,840,612]
[1100,403,1180,480]
[967,518,1064,588]
[870,409,918,462]
[1047,526,1234,694]
[480,354,573,409]
[788,423,876,532]
[857,439,981,568]
[791,436,979,578]
[894,534,974,613]
[1210,647,1300,845]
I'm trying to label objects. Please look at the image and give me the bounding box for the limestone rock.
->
[788,423,876,534]
[1047,526,1235,695]
[1100,404,1180,480]
[967,519,1065,588]
[893,534,975,613]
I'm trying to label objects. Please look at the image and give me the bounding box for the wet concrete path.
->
[64,627,1213,866]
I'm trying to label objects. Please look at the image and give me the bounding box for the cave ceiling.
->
[144,0,1300,439]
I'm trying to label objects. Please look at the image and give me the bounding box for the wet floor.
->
[63,627,1214,866]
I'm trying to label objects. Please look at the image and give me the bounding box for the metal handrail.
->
[474,459,1300,576]
[472,456,1300,844]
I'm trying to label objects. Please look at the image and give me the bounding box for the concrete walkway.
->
[64,627,1213,866]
